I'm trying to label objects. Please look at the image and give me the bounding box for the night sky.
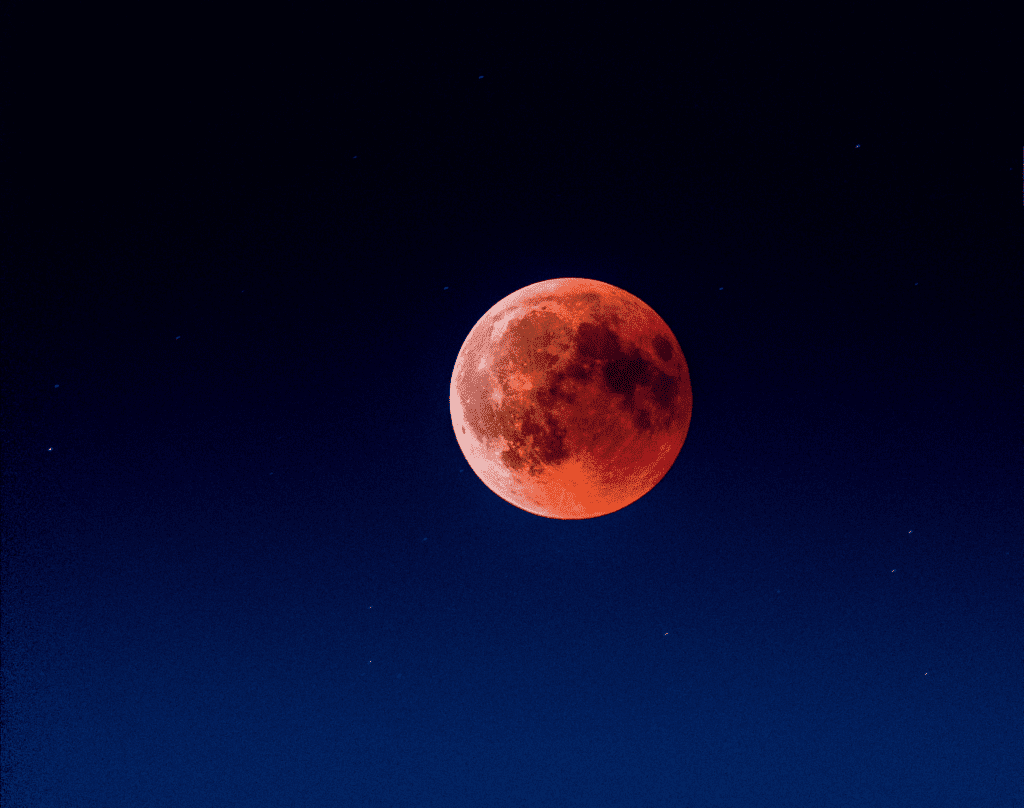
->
[3,10,1020,807]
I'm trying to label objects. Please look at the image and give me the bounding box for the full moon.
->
[450,278,692,519]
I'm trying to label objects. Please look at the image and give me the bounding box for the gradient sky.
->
[3,9,1019,807]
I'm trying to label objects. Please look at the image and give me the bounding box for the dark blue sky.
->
[3,9,1019,807]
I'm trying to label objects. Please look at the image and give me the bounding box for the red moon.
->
[450,278,692,519]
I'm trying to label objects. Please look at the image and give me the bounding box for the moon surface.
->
[450,278,692,519]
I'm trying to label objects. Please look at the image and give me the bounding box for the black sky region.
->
[2,9,1020,807]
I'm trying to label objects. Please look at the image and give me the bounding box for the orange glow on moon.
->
[450,278,692,519]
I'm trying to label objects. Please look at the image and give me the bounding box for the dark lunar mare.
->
[494,309,682,478]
